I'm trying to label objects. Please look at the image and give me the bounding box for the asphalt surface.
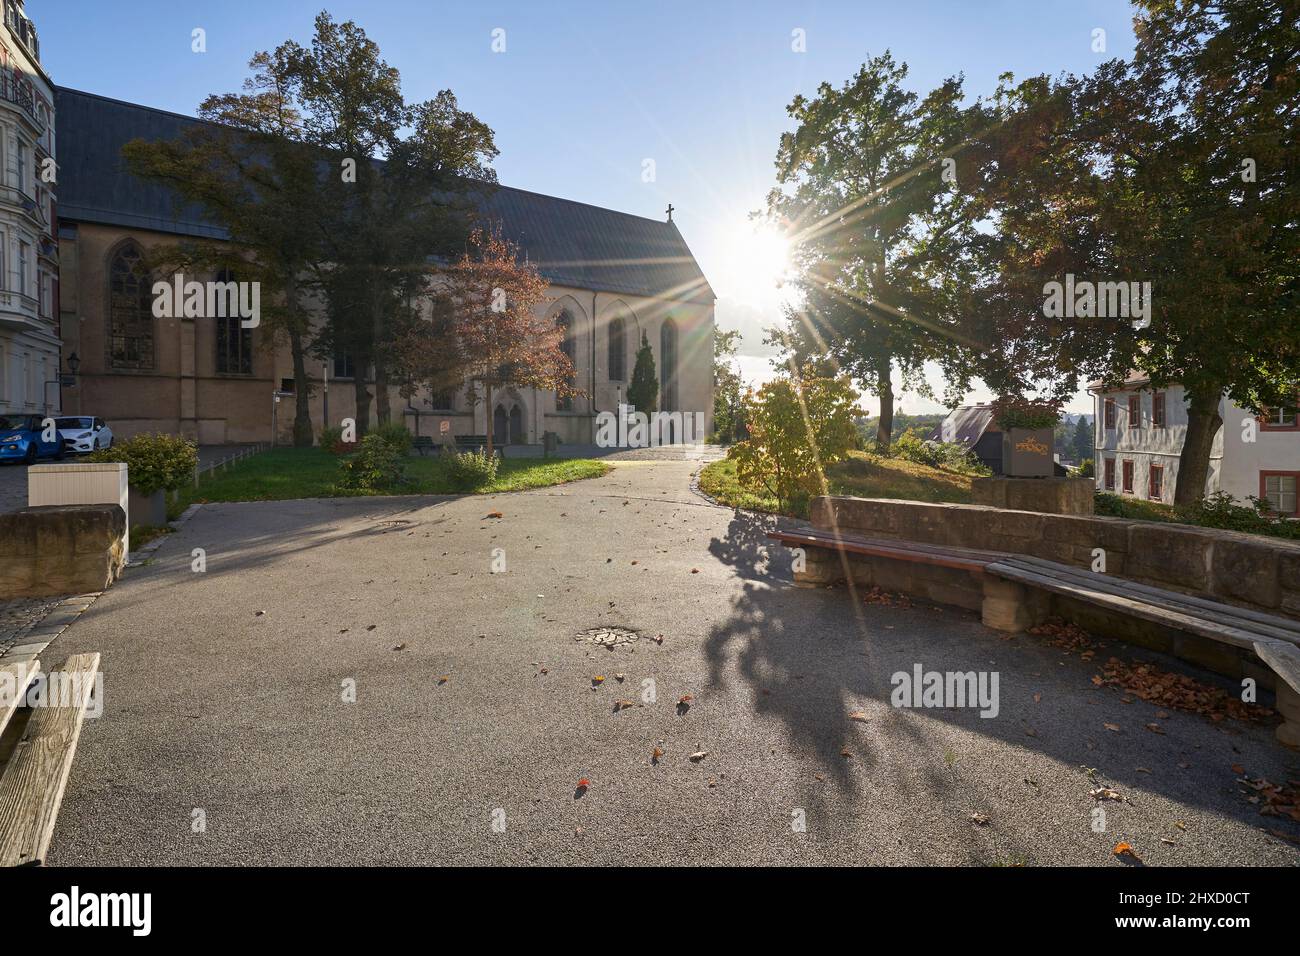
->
[46,459,1300,865]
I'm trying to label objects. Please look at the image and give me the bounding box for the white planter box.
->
[28,462,130,538]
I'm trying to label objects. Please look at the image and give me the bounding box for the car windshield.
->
[0,416,36,431]
[55,417,94,429]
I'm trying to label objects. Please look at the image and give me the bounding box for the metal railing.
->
[190,443,269,489]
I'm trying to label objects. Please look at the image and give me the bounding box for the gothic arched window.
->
[557,310,575,411]
[608,315,626,381]
[108,242,154,370]
[659,318,678,411]
[214,269,253,374]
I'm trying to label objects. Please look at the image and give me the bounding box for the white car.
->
[56,416,114,454]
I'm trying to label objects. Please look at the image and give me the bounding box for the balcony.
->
[0,289,47,335]
[4,3,39,65]
[0,73,41,131]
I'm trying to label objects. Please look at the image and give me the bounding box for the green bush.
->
[991,396,1060,431]
[728,372,860,512]
[444,448,499,491]
[1076,458,1095,477]
[370,422,413,455]
[890,431,990,476]
[335,433,408,492]
[1176,491,1300,540]
[319,425,345,451]
[87,432,198,495]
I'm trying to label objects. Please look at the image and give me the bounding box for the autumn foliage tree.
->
[393,228,575,457]
[728,370,860,512]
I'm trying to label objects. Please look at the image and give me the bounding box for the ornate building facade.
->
[0,0,58,418]
[54,88,715,446]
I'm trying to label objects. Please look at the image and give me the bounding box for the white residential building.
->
[0,0,57,418]
[1090,374,1300,516]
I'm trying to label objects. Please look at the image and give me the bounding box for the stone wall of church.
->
[59,222,714,447]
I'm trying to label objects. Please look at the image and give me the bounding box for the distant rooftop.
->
[54,87,715,305]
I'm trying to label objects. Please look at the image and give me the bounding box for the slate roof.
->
[926,404,998,447]
[54,88,714,305]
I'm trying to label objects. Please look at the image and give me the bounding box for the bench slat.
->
[0,652,100,867]
[987,562,1281,651]
[1000,554,1300,643]
[0,661,41,742]
[1254,642,1300,697]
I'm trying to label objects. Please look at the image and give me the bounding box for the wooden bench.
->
[0,652,101,866]
[769,527,1300,747]
[412,436,437,456]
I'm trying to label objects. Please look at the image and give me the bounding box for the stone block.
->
[1210,537,1281,608]
[0,505,126,599]
[971,476,1094,515]
[1124,523,1216,591]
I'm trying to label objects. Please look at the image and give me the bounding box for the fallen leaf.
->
[1104,723,1122,732]
[392,643,406,651]
[437,675,449,684]
[1113,842,1142,861]
[1145,722,1166,735]
[1091,787,1123,802]
[1160,837,1176,845]
[691,568,700,574]
[1033,693,1042,703]
[651,747,664,763]
[848,710,869,722]
[592,675,605,685]
[1173,821,1187,831]
[485,511,503,519]
[689,751,709,762]
[613,700,634,711]
[614,673,625,682]
[1231,763,1245,775]
[969,813,990,826]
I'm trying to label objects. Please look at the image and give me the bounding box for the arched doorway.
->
[494,403,525,446]
[493,404,509,446]
[509,404,523,444]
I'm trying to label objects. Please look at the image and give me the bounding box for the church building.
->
[53,87,715,446]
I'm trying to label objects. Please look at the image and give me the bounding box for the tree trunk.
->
[1174,388,1223,507]
[353,358,372,437]
[288,326,313,447]
[874,356,894,453]
[484,381,494,459]
[375,358,391,425]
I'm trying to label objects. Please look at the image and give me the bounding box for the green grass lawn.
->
[698,450,975,519]
[166,447,608,518]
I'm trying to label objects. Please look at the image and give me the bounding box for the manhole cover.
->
[576,626,640,647]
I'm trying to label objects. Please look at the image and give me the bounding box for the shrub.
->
[991,396,1060,431]
[444,448,499,491]
[1076,458,1095,478]
[87,432,197,495]
[319,425,344,451]
[728,372,860,512]
[370,421,413,455]
[890,431,990,475]
[335,433,408,492]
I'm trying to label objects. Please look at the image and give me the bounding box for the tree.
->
[956,1,1300,504]
[269,12,496,434]
[627,332,659,415]
[766,53,988,452]
[728,370,860,512]
[1071,416,1093,463]
[393,228,573,458]
[711,328,747,444]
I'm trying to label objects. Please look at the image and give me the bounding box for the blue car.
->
[0,415,65,464]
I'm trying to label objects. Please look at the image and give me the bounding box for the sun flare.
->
[716,221,793,310]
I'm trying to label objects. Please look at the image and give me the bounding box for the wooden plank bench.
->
[769,527,1300,747]
[411,436,437,456]
[0,652,101,866]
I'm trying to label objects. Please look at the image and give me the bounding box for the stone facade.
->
[0,0,58,418]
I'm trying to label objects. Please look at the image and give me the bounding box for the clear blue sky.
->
[37,0,1138,414]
